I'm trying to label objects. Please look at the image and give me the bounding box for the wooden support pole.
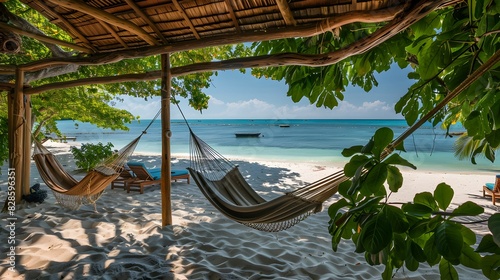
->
[160,53,172,226]
[11,68,25,204]
[23,94,32,194]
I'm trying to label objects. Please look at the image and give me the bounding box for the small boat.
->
[235,132,261,138]
[279,124,290,128]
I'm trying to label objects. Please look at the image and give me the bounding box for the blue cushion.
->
[127,161,146,168]
[150,170,187,180]
[486,183,495,191]
[128,161,186,180]
[149,167,161,173]
[172,170,188,176]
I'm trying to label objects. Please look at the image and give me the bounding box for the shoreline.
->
[0,140,497,279]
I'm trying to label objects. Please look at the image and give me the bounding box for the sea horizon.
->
[53,118,499,174]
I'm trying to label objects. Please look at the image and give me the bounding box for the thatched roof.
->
[18,0,404,54]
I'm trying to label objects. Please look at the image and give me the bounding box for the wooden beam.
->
[276,0,297,26]
[0,22,93,54]
[223,0,241,32]
[34,0,96,52]
[124,0,168,44]
[0,82,14,91]
[97,19,129,49]
[160,53,172,227]
[47,0,159,46]
[23,0,458,95]
[172,0,201,40]
[17,5,402,72]
[19,0,456,73]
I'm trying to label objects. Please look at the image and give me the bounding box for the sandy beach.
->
[0,140,497,279]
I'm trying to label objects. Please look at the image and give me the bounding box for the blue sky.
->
[115,66,414,120]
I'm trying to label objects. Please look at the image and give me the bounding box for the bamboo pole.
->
[22,94,31,195]
[160,53,172,226]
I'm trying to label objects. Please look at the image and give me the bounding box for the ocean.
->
[54,119,498,173]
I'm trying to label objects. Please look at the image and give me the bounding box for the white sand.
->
[0,140,496,279]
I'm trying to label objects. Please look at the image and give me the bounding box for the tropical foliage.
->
[329,127,500,279]
[2,0,500,278]
[70,142,115,172]
[252,0,500,160]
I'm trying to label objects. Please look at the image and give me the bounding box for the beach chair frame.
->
[483,175,500,205]
[126,162,190,194]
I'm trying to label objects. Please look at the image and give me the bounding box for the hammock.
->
[33,136,141,210]
[33,110,160,210]
[188,131,346,232]
[183,50,500,232]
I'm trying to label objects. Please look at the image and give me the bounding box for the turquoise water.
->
[54,119,499,173]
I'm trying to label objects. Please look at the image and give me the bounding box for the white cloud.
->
[115,95,401,120]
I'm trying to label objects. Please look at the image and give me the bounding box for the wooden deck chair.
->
[126,161,190,194]
[483,175,500,205]
[111,166,136,190]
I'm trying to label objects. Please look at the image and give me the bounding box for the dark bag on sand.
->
[23,183,48,203]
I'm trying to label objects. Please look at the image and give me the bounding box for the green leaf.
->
[435,222,463,262]
[464,111,482,136]
[394,142,406,152]
[402,203,434,218]
[424,235,441,266]
[452,201,484,216]
[328,198,349,219]
[386,165,403,192]
[382,205,409,233]
[434,183,454,210]
[383,153,417,169]
[489,213,500,247]
[414,192,438,211]
[360,214,393,254]
[410,241,426,262]
[460,244,482,269]
[363,163,388,194]
[485,129,500,148]
[361,138,375,154]
[393,234,407,264]
[348,196,384,214]
[476,234,500,254]
[344,155,370,177]
[418,41,448,80]
[481,255,500,280]
[405,246,420,271]
[338,180,352,197]
[408,219,433,239]
[439,259,459,280]
[372,127,394,158]
[342,145,363,157]
[460,225,477,246]
[381,260,393,280]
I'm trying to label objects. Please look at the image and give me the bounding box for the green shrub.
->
[70,142,114,172]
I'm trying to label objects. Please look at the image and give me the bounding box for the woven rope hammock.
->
[33,110,160,210]
[183,50,500,232]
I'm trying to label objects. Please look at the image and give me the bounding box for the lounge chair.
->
[111,166,136,190]
[126,161,190,194]
[483,175,500,205]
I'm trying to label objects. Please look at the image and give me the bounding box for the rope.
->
[141,108,161,135]
[171,94,192,130]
